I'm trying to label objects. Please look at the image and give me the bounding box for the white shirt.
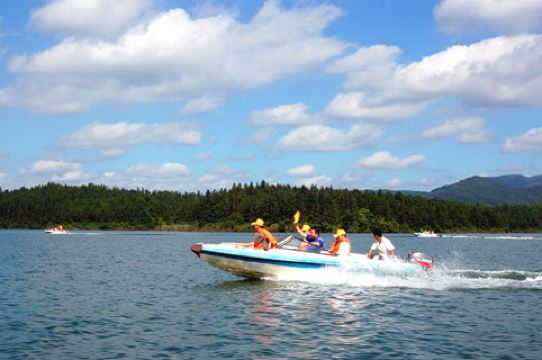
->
[370,236,395,259]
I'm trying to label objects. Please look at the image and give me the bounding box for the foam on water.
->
[270,265,542,291]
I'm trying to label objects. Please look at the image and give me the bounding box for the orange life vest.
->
[329,237,351,254]
[253,227,278,250]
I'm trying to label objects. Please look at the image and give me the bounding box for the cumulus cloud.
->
[2,1,346,113]
[51,170,86,182]
[287,164,316,177]
[100,149,125,158]
[326,45,401,74]
[199,165,251,188]
[357,151,426,169]
[422,117,491,143]
[249,103,320,126]
[28,160,82,173]
[29,0,152,38]
[339,35,542,109]
[325,92,428,121]
[295,175,332,187]
[59,121,201,150]
[196,151,212,161]
[277,124,382,151]
[127,162,190,178]
[179,95,224,115]
[387,178,402,187]
[502,127,542,152]
[246,127,275,145]
[434,0,542,35]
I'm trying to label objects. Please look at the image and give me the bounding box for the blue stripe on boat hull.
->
[200,250,330,269]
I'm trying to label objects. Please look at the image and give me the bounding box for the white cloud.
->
[127,162,191,178]
[199,165,251,188]
[29,0,152,38]
[249,103,320,126]
[325,92,428,121]
[357,151,426,169]
[29,160,82,173]
[387,178,402,187]
[196,151,212,161]
[0,172,9,185]
[59,121,201,149]
[100,149,125,158]
[2,1,346,113]
[420,177,438,186]
[326,45,401,74]
[434,0,542,35]
[422,117,490,143]
[277,124,382,151]
[246,127,275,144]
[295,175,332,187]
[179,95,224,115]
[288,164,316,177]
[51,170,85,182]
[341,35,542,108]
[502,127,542,152]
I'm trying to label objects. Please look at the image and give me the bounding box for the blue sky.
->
[0,0,541,192]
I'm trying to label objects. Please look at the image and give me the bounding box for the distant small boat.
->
[45,226,69,234]
[414,231,439,238]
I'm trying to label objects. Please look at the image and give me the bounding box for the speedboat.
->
[414,231,439,238]
[191,235,433,280]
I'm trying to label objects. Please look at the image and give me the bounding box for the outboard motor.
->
[407,251,433,269]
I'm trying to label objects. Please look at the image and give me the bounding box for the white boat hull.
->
[414,232,439,238]
[45,229,69,234]
[192,243,424,280]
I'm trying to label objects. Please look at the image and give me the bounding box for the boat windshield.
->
[276,234,332,255]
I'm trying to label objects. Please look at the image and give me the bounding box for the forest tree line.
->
[0,182,541,232]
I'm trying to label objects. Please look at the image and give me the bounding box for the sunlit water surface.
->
[1,230,540,359]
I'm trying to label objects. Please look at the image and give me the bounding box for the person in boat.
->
[328,228,351,255]
[367,228,396,260]
[240,218,278,250]
[298,226,324,252]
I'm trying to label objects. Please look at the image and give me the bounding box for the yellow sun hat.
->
[333,228,346,238]
[251,218,264,227]
[301,224,310,232]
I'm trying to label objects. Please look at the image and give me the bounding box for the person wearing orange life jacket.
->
[328,228,351,255]
[243,218,278,250]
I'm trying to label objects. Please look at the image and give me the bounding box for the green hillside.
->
[430,175,542,206]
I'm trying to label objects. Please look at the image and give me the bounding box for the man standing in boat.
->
[240,218,278,250]
[367,228,396,260]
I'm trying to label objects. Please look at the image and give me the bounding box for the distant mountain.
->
[428,174,542,206]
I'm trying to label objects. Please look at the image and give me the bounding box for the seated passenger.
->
[240,218,278,250]
[328,229,351,255]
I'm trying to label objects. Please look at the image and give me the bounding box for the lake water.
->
[1,230,541,359]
